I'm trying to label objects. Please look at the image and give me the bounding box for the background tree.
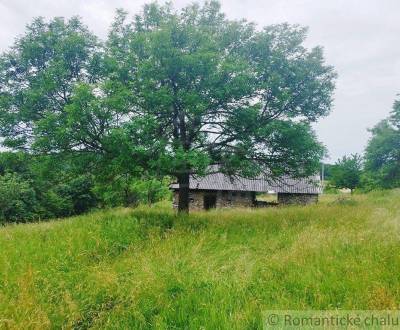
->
[330,154,363,193]
[364,99,400,189]
[0,173,37,223]
[0,16,103,151]
[0,2,336,213]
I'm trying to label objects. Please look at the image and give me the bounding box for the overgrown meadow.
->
[1,190,399,329]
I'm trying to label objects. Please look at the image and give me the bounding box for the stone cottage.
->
[170,171,321,210]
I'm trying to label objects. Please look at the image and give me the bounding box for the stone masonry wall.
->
[173,190,318,209]
[173,190,204,210]
[216,190,254,209]
[277,193,318,205]
[173,190,254,210]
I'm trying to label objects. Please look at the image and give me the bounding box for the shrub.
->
[130,178,171,205]
[38,189,74,218]
[62,175,98,214]
[0,173,37,223]
[94,176,171,207]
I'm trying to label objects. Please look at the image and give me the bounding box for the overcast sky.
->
[1,0,399,162]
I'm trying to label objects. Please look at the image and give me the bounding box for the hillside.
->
[1,191,400,329]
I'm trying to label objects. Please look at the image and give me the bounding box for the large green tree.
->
[364,99,400,188]
[1,2,336,213]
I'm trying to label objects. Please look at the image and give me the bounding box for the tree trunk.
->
[177,172,190,214]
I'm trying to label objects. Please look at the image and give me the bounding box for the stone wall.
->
[173,190,318,209]
[216,190,254,209]
[173,190,205,210]
[173,190,255,210]
[277,193,318,205]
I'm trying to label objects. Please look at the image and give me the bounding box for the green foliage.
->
[0,152,30,176]
[0,16,102,151]
[0,1,336,212]
[39,188,74,218]
[0,152,98,221]
[330,154,363,193]
[93,174,171,207]
[62,175,98,214]
[0,190,399,327]
[130,177,171,205]
[364,99,400,188]
[103,2,336,180]
[0,173,37,223]
[0,150,171,222]
[322,184,339,194]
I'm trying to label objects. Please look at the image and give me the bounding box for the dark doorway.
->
[204,193,217,210]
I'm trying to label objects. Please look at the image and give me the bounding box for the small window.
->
[240,192,246,197]
[232,192,237,197]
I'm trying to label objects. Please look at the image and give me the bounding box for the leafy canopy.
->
[102,2,336,179]
[330,154,363,193]
[0,2,336,211]
[0,16,103,151]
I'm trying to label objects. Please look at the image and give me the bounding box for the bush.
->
[37,176,97,218]
[38,189,74,219]
[130,178,171,205]
[61,175,98,214]
[94,176,171,207]
[0,173,37,223]
[93,174,139,207]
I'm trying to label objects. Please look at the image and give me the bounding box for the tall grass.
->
[0,190,399,329]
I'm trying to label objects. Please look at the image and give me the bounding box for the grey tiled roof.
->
[170,172,321,194]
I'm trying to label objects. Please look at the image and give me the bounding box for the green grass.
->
[1,190,400,329]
